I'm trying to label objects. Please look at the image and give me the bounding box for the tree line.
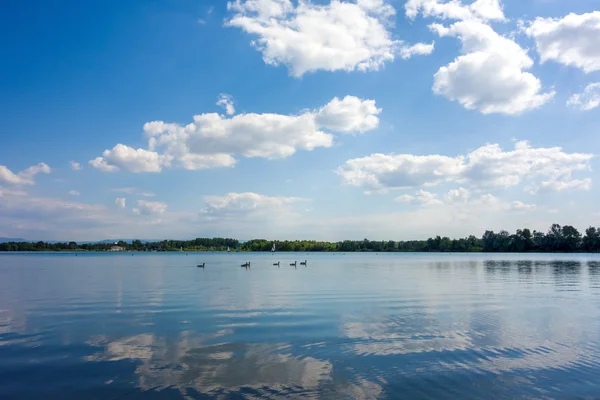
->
[1,224,600,253]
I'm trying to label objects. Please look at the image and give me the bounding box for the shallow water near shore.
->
[1,252,600,399]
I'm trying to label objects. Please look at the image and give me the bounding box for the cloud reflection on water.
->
[85,330,334,398]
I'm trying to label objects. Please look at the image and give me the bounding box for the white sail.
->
[271,243,276,252]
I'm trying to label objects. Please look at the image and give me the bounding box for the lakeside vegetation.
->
[2,224,600,253]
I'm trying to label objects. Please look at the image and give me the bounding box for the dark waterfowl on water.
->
[241,262,250,267]
[300,260,307,266]
[197,263,205,268]
[290,261,297,267]
[273,262,280,267]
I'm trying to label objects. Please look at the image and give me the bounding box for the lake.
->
[1,252,600,399]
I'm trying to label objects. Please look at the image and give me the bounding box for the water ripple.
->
[2,253,600,399]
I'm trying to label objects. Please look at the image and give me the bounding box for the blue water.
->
[1,252,600,399]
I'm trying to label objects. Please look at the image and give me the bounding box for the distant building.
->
[110,245,125,252]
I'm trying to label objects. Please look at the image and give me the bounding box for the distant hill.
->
[0,238,161,244]
[0,238,26,243]
[0,238,241,244]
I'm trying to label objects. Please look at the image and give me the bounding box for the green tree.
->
[561,225,581,252]
[583,227,600,252]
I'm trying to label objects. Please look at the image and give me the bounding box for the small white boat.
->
[271,243,276,253]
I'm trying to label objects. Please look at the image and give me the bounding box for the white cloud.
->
[70,161,82,171]
[0,190,114,238]
[507,200,537,212]
[406,0,505,22]
[431,20,555,114]
[315,96,381,133]
[91,145,169,173]
[396,190,443,206]
[133,200,168,215]
[396,188,536,213]
[216,94,236,115]
[111,188,155,197]
[337,141,593,193]
[0,189,196,241]
[92,96,380,172]
[525,12,600,73]
[115,198,126,209]
[226,0,433,77]
[68,190,80,196]
[89,157,119,172]
[567,83,600,111]
[404,0,551,115]
[0,186,27,198]
[537,178,592,193]
[201,192,306,219]
[337,152,464,192]
[0,166,24,185]
[399,41,435,59]
[445,187,470,202]
[0,162,51,185]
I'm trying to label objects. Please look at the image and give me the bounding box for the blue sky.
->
[1,0,599,241]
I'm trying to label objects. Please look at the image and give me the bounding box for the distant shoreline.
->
[2,224,599,253]
[1,250,599,255]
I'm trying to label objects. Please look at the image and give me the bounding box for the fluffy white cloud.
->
[337,141,593,193]
[431,20,555,114]
[89,157,118,172]
[70,161,82,171]
[396,190,443,206]
[568,83,600,111]
[216,94,236,115]
[133,200,168,215]
[91,145,169,173]
[92,96,380,172]
[405,0,551,114]
[0,166,24,185]
[315,96,380,133]
[226,0,433,76]
[68,190,80,196]
[406,0,505,22]
[525,12,600,73]
[337,152,464,192]
[115,198,126,209]
[0,162,51,185]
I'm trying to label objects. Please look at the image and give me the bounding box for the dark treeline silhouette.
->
[1,224,600,253]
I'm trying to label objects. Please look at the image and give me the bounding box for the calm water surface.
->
[1,253,600,399]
